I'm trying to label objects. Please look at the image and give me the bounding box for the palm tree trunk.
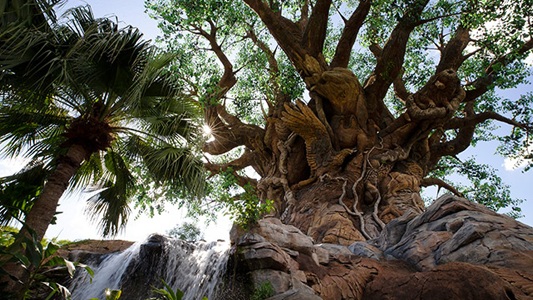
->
[22,144,87,242]
[1,144,87,296]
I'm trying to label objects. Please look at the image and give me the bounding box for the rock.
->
[292,270,307,283]
[237,232,266,246]
[348,242,383,260]
[251,269,322,299]
[316,243,354,264]
[240,242,293,272]
[232,194,533,300]
[59,239,134,263]
[265,289,322,300]
[282,247,300,257]
[363,261,529,300]
[251,269,291,294]
[254,218,315,254]
[377,195,533,272]
[265,289,323,300]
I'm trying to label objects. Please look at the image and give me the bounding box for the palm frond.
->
[141,144,206,200]
[0,102,69,158]
[0,159,50,225]
[69,151,105,192]
[84,151,134,236]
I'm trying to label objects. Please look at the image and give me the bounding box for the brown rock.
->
[363,261,530,300]
[254,218,315,254]
[241,242,293,272]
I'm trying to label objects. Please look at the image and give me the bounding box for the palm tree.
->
[0,2,204,265]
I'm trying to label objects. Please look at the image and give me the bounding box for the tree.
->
[0,3,205,292]
[147,0,532,243]
[167,221,204,241]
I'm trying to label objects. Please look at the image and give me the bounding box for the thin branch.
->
[244,0,306,71]
[444,111,531,130]
[331,0,372,68]
[246,28,281,102]
[364,0,430,124]
[465,39,533,102]
[436,25,470,72]
[430,102,476,161]
[203,105,265,155]
[204,150,256,174]
[421,177,463,197]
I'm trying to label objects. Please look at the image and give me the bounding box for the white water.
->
[69,236,230,300]
[69,242,142,299]
[163,240,230,299]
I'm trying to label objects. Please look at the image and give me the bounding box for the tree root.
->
[320,174,371,240]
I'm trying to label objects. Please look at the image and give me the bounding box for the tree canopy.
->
[0,3,206,239]
[145,0,532,224]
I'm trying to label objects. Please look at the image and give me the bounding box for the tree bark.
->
[22,144,87,242]
[1,144,87,296]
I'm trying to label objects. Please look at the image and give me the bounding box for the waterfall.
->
[69,235,230,300]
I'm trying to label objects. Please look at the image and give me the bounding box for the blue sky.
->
[2,0,532,241]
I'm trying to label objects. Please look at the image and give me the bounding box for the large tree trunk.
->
[193,1,533,298]
[245,67,460,245]
[1,144,87,296]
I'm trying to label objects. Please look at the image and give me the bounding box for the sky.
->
[1,0,532,242]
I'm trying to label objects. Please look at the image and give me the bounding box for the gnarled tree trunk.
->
[192,0,533,298]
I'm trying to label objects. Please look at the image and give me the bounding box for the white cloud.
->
[503,157,526,171]
[503,144,533,171]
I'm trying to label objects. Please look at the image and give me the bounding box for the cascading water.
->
[69,235,230,300]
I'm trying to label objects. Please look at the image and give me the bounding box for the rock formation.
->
[62,194,533,299]
[232,195,533,299]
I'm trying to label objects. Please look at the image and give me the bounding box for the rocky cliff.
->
[232,195,533,299]
[63,194,533,299]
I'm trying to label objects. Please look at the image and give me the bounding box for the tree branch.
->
[444,111,532,130]
[421,177,463,197]
[430,102,476,161]
[435,25,470,72]
[246,28,281,103]
[205,150,256,174]
[330,0,371,68]
[365,0,429,108]
[364,0,430,117]
[465,39,533,102]
[244,0,307,71]
[194,22,237,92]
[302,0,332,57]
[203,105,265,155]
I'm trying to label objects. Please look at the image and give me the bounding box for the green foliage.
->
[224,184,274,229]
[0,226,93,299]
[150,280,183,300]
[0,3,206,237]
[0,161,48,226]
[148,0,533,216]
[427,157,524,218]
[149,279,208,300]
[251,281,274,300]
[167,221,204,241]
[208,167,274,229]
[0,225,18,247]
[105,289,122,300]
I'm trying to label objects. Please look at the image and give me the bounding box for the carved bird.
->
[281,100,333,176]
[281,100,354,178]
